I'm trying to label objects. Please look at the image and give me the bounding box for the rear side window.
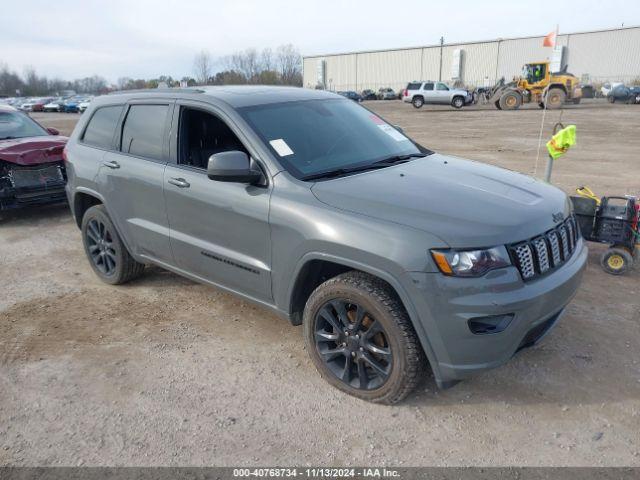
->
[82,106,123,149]
[423,83,434,91]
[120,105,169,160]
[407,83,422,90]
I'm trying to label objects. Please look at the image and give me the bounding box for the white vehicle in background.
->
[19,99,38,111]
[402,81,473,109]
[601,82,623,97]
[78,98,92,113]
[44,98,65,112]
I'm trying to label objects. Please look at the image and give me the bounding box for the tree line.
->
[0,44,302,97]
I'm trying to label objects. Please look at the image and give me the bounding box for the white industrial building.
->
[303,26,640,92]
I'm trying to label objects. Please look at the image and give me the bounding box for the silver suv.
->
[65,86,587,404]
[402,81,472,108]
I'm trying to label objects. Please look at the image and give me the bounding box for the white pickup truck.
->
[402,81,473,109]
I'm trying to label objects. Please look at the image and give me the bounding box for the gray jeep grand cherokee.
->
[65,86,587,404]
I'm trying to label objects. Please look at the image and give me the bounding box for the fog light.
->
[468,314,514,335]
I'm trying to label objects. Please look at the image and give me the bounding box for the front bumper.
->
[403,238,587,387]
[0,162,67,210]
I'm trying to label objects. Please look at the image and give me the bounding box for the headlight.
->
[431,246,511,277]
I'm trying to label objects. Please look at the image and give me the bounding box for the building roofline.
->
[303,24,640,59]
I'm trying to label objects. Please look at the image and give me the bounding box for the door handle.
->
[168,177,190,188]
[103,160,120,169]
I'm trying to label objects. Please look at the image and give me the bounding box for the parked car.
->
[607,85,640,104]
[403,81,473,109]
[78,98,92,113]
[0,105,68,210]
[336,91,362,102]
[19,99,38,112]
[377,88,397,100]
[361,89,377,101]
[63,98,81,113]
[600,82,623,97]
[65,87,587,403]
[44,98,65,112]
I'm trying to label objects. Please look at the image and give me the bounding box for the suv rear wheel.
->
[412,96,424,109]
[81,204,145,285]
[303,271,424,404]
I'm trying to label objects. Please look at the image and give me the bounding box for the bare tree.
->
[276,44,302,86]
[260,48,274,72]
[193,50,212,85]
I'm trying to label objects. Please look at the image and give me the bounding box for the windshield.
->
[0,111,48,140]
[239,98,430,179]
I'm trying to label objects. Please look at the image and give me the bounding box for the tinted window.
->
[121,105,169,160]
[423,83,434,91]
[82,106,123,149]
[436,83,449,91]
[0,111,48,139]
[240,98,429,179]
[407,83,422,90]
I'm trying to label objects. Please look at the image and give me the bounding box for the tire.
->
[451,96,465,109]
[412,96,424,109]
[600,247,633,275]
[544,88,566,109]
[498,91,522,110]
[607,96,615,103]
[81,204,145,284]
[303,271,425,404]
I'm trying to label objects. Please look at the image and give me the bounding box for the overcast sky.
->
[1,0,637,83]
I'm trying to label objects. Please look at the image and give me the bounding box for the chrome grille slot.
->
[532,237,550,273]
[513,243,535,279]
[510,215,579,281]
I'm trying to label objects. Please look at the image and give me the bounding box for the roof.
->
[102,85,338,108]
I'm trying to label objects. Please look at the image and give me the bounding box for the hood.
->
[311,153,571,248]
[0,136,68,166]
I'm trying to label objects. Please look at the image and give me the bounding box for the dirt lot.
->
[1,101,639,466]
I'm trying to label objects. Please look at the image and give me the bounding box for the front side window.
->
[82,105,123,149]
[436,83,449,91]
[178,107,247,169]
[240,98,430,179]
[0,111,48,140]
[120,104,169,161]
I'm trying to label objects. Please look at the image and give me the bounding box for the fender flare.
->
[287,251,444,385]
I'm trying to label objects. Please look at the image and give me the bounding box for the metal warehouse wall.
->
[303,26,640,91]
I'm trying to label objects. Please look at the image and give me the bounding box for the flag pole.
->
[534,25,559,178]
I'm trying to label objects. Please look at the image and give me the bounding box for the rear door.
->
[98,100,174,263]
[163,102,273,302]
[421,82,436,102]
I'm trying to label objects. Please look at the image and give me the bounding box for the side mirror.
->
[47,127,60,135]
[207,150,263,184]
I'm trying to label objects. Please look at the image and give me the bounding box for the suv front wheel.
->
[81,204,145,285]
[451,96,465,109]
[303,271,424,404]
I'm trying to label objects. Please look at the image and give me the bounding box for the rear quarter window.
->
[82,106,123,149]
[120,104,169,161]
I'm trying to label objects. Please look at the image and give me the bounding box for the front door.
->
[163,104,272,302]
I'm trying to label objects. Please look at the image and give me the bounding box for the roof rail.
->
[108,88,204,95]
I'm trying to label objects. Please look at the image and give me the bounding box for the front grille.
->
[510,215,580,281]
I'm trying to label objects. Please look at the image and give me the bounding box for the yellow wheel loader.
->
[488,62,582,110]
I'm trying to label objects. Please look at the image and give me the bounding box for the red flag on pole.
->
[543,31,556,47]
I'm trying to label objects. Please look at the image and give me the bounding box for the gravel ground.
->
[1,100,639,466]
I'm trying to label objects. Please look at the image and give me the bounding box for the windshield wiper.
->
[302,152,428,181]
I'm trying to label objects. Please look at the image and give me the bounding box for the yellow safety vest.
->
[546,125,577,160]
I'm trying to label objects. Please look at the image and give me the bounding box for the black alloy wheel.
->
[85,217,117,276]
[314,299,392,390]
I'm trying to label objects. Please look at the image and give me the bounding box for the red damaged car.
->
[0,105,68,210]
